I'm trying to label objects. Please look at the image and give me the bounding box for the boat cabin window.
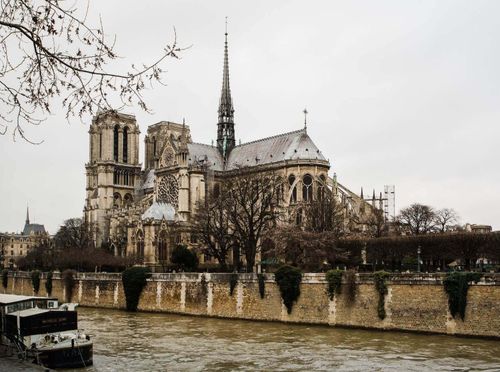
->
[7,300,34,314]
[47,300,57,308]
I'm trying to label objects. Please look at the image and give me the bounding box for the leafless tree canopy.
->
[225,170,283,272]
[192,184,235,271]
[0,0,182,142]
[396,203,460,235]
[397,203,436,235]
[434,208,459,233]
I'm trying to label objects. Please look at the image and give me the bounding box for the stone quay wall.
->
[4,272,500,339]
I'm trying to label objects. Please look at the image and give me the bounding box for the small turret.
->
[177,119,189,167]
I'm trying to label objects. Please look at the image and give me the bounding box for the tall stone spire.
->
[25,205,30,225]
[217,18,235,160]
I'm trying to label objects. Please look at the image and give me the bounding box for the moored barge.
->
[0,294,92,368]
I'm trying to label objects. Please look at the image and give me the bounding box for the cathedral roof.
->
[187,143,225,171]
[141,202,176,221]
[187,128,328,172]
[226,128,327,169]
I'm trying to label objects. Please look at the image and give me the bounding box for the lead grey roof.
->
[22,223,46,235]
[141,202,176,221]
[188,143,224,171]
[226,129,326,169]
[187,128,327,172]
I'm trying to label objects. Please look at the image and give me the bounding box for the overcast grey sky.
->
[1,0,499,234]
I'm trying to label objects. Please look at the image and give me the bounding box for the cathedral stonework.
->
[83,32,382,271]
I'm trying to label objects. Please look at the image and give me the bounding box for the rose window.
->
[157,174,179,207]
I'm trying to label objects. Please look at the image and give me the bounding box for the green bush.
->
[374,271,390,320]
[344,269,357,304]
[62,269,77,302]
[31,270,41,294]
[275,265,302,314]
[258,273,265,299]
[325,269,343,300]
[45,271,53,296]
[1,269,8,290]
[122,266,151,311]
[171,245,199,272]
[229,273,238,296]
[443,272,482,320]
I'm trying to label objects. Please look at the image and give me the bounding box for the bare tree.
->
[397,203,436,235]
[434,208,459,233]
[191,186,234,271]
[365,208,387,238]
[54,217,95,250]
[303,187,346,236]
[0,0,182,142]
[225,170,283,272]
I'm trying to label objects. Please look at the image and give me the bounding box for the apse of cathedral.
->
[83,31,383,270]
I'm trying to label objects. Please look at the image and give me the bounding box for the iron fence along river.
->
[2,306,500,371]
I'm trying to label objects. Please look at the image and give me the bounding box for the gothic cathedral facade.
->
[84,32,381,271]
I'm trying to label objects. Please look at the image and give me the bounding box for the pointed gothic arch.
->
[288,174,297,203]
[113,125,119,161]
[123,126,129,163]
[158,229,169,262]
[302,174,313,202]
[136,230,145,262]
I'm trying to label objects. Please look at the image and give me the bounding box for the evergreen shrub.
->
[1,269,8,290]
[344,269,357,304]
[122,266,151,311]
[171,245,198,272]
[229,273,238,296]
[62,269,77,302]
[45,271,53,296]
[443,272,482,320]
[258,273,265,299]
[31,270,41,293]
[325,269,343,300]
[374,271,390,320]
[275,265,302,314]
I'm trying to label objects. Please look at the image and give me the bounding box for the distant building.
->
[0,208,49,268]
[464,223,492,234]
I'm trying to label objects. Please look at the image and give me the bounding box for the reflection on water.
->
[4,306,499,372]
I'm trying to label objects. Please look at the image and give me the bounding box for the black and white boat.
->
[0,294,92,368]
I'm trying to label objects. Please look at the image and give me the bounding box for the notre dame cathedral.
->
[84,31,383,271]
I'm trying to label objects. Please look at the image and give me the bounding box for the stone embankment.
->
[5,272,500,339]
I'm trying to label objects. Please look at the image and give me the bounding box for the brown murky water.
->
[2,306,499,371]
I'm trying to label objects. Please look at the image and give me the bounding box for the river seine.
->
[2,306,499,371]
[75,307,500,371]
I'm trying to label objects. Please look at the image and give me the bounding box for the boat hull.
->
[37,342,93,369]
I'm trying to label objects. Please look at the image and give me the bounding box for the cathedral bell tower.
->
[84,111,141,247]
[216,26,235,161]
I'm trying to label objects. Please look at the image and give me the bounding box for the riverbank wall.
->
[4,272,500,338]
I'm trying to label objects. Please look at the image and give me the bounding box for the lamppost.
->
[417,246,421,273]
